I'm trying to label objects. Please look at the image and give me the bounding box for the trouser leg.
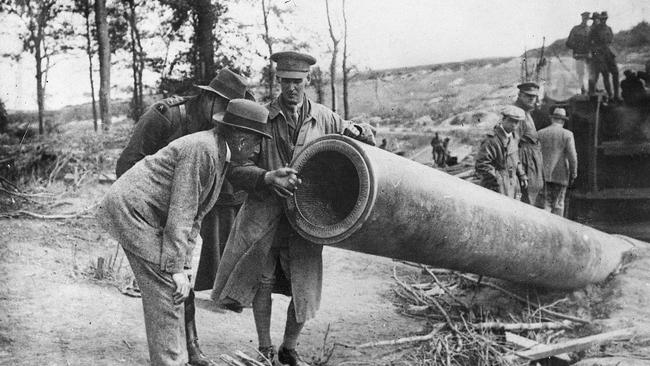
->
[124,250,186,366]
[253,283,274,349]
[611,68,620,99]
[282,300,305,350]
[552,184,568,217]
[576,59,586,92]
[602,71,612,98]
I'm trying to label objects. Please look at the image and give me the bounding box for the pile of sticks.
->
[356,264,636,365]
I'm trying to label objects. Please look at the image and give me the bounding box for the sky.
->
[1,0,649,110]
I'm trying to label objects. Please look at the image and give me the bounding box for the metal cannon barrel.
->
[285,135,635,289]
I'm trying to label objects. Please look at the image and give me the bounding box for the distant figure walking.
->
[475,106,527,198]
[538,108,578,216]
[566,12,592,94]
[589,11,620,101]
[431,132,447,167]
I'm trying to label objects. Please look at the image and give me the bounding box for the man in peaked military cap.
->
[212,51,376,366]
[566,12,592,94]
[99,99,282,366]
[588,11,620,101]
[115,68,254,366]
[513,82,544,207]
[475,105,527,198]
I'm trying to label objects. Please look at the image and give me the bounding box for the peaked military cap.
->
[214,99,272,139]
[271,51,317,79]
[517,82,540,96]
[581,11,590,17]
[196,68,254,101]
[501,105,526,121]
[591,12,601,19]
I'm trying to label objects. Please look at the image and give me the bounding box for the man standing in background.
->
[538,107,578,216]
[566,12,592,94]
[513,82,544,207]
[475,106,528,198]
[589,11,620,102]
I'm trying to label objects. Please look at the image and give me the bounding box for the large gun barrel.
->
[285,135,635,289]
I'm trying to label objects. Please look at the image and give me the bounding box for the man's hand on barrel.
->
[264,167,302,198]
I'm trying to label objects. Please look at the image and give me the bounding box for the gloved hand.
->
[264,167,302,198]
[343,124,376,146]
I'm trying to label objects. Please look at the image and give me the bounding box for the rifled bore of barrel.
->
[285,135,635,289]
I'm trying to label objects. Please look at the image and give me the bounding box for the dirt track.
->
[0,184,424,365]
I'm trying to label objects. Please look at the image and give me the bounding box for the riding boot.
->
[602,73,612,99]
[186,318,217,366]
[185,290,217,366]
[612,72,622,102]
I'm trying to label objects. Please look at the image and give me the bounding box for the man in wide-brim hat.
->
[538,107,578,216]
[212,51,376,365]
[99,99,300,366]
[115,68,255,366]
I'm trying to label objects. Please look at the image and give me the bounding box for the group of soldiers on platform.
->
[566,11,650,105]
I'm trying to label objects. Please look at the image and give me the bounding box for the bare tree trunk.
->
[341,0,349,119]
[261,0,274,99]
[325,0,339,112]
[34,33,45,135]
[83,0,98,131]
[126,0,144,120]
[94,0,111,131]
[194,0,216,84]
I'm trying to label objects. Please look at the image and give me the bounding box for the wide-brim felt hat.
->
[592,12,601,19]
[271,51,317,79]
[517,82,540,96]
[214,99,272,139]
[196,68,254,101]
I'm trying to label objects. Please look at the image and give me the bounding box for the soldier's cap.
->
[550,107,569,121]
[592,12,601,19]
[581,11,590,17]
[600,11,608,19]
[517,82,540,96]
[196,68,255,101]
[271,51,317,79]
[501,105,526,122]
[213,99,272,139]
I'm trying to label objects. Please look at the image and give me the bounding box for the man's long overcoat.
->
[212,96,374,322]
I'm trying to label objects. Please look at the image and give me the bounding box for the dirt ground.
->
[0,182,430,366]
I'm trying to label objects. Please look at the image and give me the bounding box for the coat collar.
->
[493,124,512,146]
[268,94,314,123]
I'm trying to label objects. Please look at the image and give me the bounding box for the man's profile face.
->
[517,92,537,110]
[227,129,262,163]
[502,117,520,134]
[279,76,309,106]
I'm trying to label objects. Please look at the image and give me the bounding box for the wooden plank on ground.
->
[504,332,571,363]
[514,328,636,361]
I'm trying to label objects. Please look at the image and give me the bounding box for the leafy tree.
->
[0,0,76,135]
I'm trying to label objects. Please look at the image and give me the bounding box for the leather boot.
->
[186,319,217,366]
